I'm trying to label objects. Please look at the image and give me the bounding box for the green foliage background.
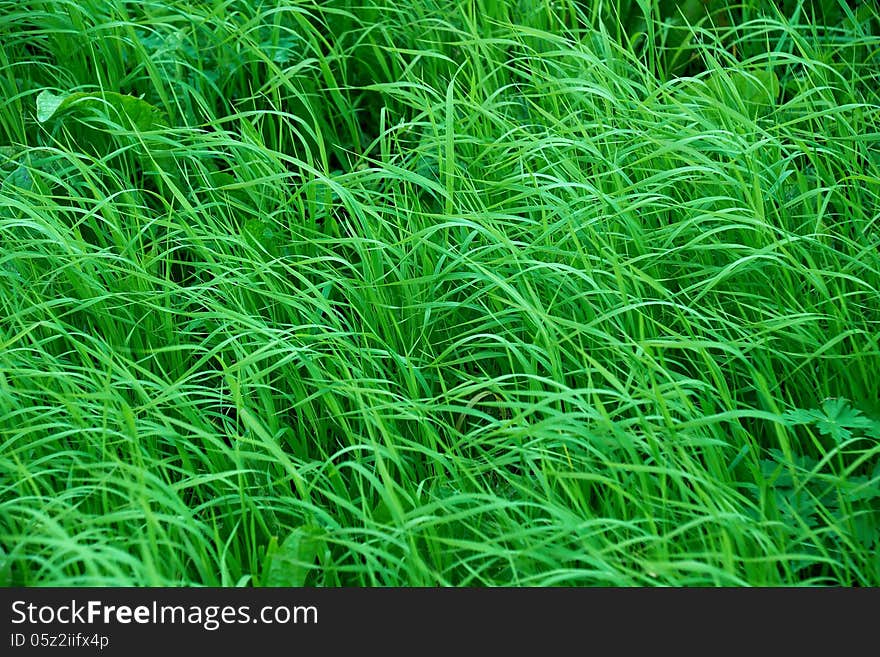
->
[1,0,879,585]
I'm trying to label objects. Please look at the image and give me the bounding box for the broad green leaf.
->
[242,218,282,257]
[35,89,167,131]
[264,525,325,586]
[782,398,878,444]
[35,90,66,123]
[371,497,394,525]
[774,488,820,528]
[814,398,876,444]
[705,69,780,114]
[2,165,33,192]
[1,148,34,192]
[34,89,177,194]
[853,511,880,549]
[843,476,880,503]
[760,459,795,489]
[207,170,251,205]
[782,407,824,426]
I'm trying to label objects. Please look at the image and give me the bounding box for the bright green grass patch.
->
[1,0,879,586]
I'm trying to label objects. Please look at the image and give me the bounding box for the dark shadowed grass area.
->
[1,0,879,586]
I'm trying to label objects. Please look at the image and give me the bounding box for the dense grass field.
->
[1,0,879,586]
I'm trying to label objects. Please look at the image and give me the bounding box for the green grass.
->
[1,0,879,586]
